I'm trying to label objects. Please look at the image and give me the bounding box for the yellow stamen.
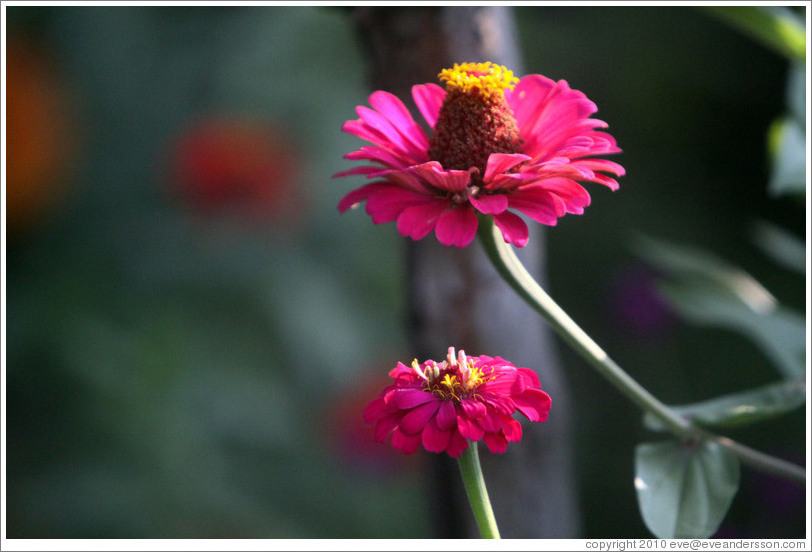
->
[463,362,487,390]
[441,373,459,391]
[437,62,518,95]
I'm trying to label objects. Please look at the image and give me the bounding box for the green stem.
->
[479,218,693,438]
[711,434,806,486]
[457,441,501,539]
[478,217,806,485]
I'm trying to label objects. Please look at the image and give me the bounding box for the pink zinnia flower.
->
[336,62,624,248]
[363,347,552,457]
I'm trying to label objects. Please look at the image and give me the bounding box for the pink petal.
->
[392,427,422,454]
[364,185,434,224]
[469,193,508,215]
[573,158,625,177]
[399,399,441,435]
[390,388,436,410]
[492,211,529,247]
[483,431,508,454]
[356,105,427,164]
[575,131,622,156]
[509,371,528,394]
[363,397,388,424]
[507,187,565,225]
[527,121,597,162]
[506,74,557,127]
[397,201,450,241]
[341,118,383,144]
[519,78,595,139]
[486,171,540,191]
[435,204,478,247]
[409,161,471,193]
[368,90,430,153]
[445,430,470,458]
[457,414,486,441]
[517,367,541,388]
[460,398,486,419]
[508,74,623,167]
[373,412,402,442]
[585,172,620,191]
[422,420,452,453]
[412,83,445,128]
[337,182,387,214]
[483,153,532,182]
[435,400,458,431]
[513,389,552,422]
[481,395,515,416]
[501,417,523,442]
[528,178,591,214]
[333,165,388,179]
[342,120,418,166]
[342,145,413,171]
[479,371,517,394]
[374,167,435,195]
[476,412,501,433]
[523,157,586,180]
[389,362,416,380]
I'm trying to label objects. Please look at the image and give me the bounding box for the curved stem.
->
[478,217,806,485]
[711,434,806,486]
[457,441,501,539]
[479,218,693,438]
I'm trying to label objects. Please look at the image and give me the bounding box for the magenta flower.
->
[363,347,552,457]
[336,62,624,248]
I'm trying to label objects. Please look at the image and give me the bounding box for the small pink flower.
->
[363,347,552,457]
[336,62,624,248]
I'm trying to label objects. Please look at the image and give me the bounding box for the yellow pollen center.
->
[437,62,518,95]
[428,62,523,175]
[440,374,460,393]
[420,360,491,402]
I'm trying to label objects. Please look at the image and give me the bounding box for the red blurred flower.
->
[363,347,551,457]
[336,62,623,247]
[325,373,421,474]
[169,116,301,223]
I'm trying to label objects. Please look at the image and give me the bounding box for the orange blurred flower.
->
[6,39,76,235]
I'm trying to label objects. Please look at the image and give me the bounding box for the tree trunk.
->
[352,6,581,538]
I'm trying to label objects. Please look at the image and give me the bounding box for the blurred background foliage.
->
[4,5,806,539]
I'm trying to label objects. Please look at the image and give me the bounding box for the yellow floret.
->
[438,62,518,94]
[441,373,460,392]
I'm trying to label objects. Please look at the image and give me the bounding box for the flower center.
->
[411,348,491,402]
[427,62,523,180]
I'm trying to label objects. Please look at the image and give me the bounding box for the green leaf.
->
[644,378,806,431]
[635,440,740,538]
[658,282,805,379]
[634,236,776,304]
[702,6,806,62]
[767,62,806,199]
[635,237,806,379]
[767,115,806,199]
[784,62,806,122]
[751,221,806,275]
